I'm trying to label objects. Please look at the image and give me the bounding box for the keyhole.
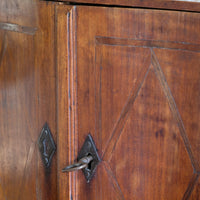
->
[86,153,93,171]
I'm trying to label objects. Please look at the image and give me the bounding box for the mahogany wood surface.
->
[0,1,57,200]
[56,0,200,12]
[57,5,200,200]
[0,0,38,27]
[56,5,74,200]
[1,1,200,200]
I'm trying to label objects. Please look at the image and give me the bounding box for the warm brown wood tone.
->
[56,5,73,200]
[56,0,200,12]
[0,1,57,200]
[57,5,200,200]
[190,175,200,199]
[1,1,200,200]
[0,0,38,28]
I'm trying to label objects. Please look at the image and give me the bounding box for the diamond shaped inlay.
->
[38,123,56,168]
[153,48,200,171]
[95,40,199,199]
[108,66,194,200]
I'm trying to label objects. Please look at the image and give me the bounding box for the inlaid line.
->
[151,49,199,172]
[0,22,37,35]
[182,173,199,200]
[102,54,151,162]
[96,36,200,52]
[103,161,125,200]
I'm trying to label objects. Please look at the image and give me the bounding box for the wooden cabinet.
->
[57,5,200,200]
[1,1,200,200]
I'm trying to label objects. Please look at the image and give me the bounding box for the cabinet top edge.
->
[55,0,200,12]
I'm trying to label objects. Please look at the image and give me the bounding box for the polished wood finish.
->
[0,1,57,200]
[1,1,200,200]
[190,175,200,199]
[57,5,200,200]
[56,5,73,200]
[56,0,200,12]
[0,0,37,27]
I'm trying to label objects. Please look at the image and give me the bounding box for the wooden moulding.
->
[55,0,200,12]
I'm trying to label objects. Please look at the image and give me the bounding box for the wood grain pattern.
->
[55,0,200,12]
[182,174,199,200]
[0,22,37,35]
[1,1,200,199]
[97,45,151,160]
[56,5,76,200]
[109,65,193,199]
[57,6,200,200]
[0,1,57,200]
[153,48,200,172]
[0,182,6,200]
[0,32,7,68]
[35,3,57,200]
[103,161,125,200]
[0,0,37,27]
[95,161,123,200]
[0,29,37,200]
[190,175,200,199]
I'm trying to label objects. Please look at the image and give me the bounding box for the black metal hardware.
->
[62,155,93,172]
[62,134,101,183]
[38,123,56,168]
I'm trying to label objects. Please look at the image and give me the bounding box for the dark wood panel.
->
[154,48,200,172]
[0,1,57,200]
[96,45,151,158]
[59,6,200,200]
[109,65,193,199]
[56,0,200,12]
[0,30,37,200]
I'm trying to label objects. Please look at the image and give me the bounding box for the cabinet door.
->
[0,2,57,200]
[57,5,200,200]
